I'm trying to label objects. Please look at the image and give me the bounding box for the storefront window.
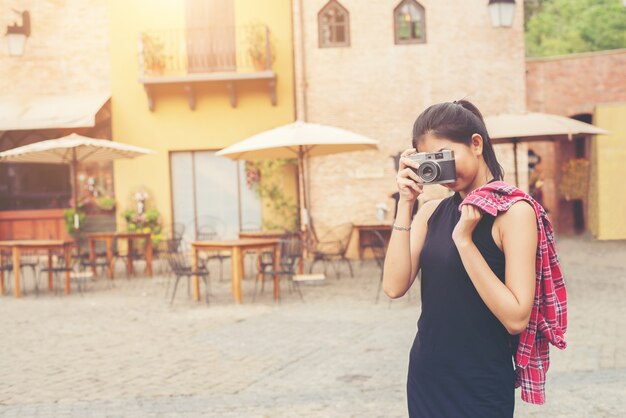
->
[0,161,114,212]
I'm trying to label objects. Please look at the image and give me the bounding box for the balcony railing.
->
[138,24,276,110]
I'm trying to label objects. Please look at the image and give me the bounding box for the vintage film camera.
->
[407,150,457,184]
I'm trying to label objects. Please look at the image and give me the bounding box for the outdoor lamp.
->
[5,10,30,57]
[488,0,516,27]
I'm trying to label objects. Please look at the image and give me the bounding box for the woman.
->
[383,100,537,417]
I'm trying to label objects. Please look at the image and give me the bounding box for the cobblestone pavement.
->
[0,235,624,417]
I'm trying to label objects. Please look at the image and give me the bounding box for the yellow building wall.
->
[589,103,626,240]
[108,0,295,231]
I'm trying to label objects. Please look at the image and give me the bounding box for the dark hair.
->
[411,99,504,181]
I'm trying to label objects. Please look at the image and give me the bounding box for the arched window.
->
[394,0,426,44]
[318,1,350,48]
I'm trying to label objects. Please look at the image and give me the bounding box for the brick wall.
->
[526,49,626,235]
[0,0,110,95]
[293,0,527,240]
[526,49,626,116]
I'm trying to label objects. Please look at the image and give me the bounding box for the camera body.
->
[407,150,457,184]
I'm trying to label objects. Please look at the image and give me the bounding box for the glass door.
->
[170,150,261,241]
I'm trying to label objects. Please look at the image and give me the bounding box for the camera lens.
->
[417,161,440,183]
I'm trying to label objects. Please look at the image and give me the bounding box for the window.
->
[318,1,350,48]
[0,161,114,212]
[394,0,426,44]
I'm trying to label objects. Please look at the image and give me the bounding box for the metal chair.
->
[196,224,230,281]
[308,222,355,279]
[37,252,76,295]
[1,249,40,295]
[164,239,210,305]
[254,237,303,302]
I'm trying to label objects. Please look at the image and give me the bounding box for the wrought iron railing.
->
[138,24,274,77]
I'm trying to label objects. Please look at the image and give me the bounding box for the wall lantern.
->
[488,0,516,27]
[5,10,30,56]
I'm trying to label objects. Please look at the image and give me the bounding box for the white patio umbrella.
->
[0,133,153,229]
[485,112,608,141]
[484,112,609,185]
[216,121,379,235]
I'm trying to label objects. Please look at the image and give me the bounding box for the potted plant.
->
[95,195,116,212]
[141,33,167,75]
[245,23,276,71]
[63,208,86,238]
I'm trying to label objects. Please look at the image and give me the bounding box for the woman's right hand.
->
[396,148,423,202]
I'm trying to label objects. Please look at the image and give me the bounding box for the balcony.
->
[138,24,277,111]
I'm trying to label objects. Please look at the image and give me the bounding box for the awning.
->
[0,93,110,131]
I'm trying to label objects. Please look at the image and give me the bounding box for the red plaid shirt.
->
[460,181,567,404]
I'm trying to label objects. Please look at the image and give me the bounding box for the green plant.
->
[95,195,116,211]
[63,208,86,237]
[141,33,167,74]
[122,207,164,245]
[246,159,299,232]
[245,23,276,70]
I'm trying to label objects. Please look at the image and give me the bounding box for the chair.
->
[196,224,230,281]
[153,224,185,275]
[308,222,355,279]
[74,237,109,278]
[165,240,210,306]
[37,252,76,295]
[0,249,41,295]
[254,237,304,302]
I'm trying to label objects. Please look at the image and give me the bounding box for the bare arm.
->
[383,198,441,299]
[452,201,537,335]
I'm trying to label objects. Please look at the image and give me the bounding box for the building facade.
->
[292,0,527,255]
[108,0,296,241]
[0,0,112,240]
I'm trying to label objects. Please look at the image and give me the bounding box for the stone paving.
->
[0,235,624,417]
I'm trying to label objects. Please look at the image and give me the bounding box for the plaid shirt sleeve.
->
[460,181,568,405]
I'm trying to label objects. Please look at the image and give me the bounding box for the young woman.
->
[383,100,537,417]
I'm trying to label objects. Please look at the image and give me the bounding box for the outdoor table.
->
[238,231,287,240]
[192,238,280,304]
[87,232,153,279]
[0,240,73,297]
[354,223,392,260]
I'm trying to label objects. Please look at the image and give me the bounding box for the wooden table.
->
[0,240,73,297]
[354,223,392,260]
[192,238,280,304]
[87,232,153,279]
[238,231,287,240]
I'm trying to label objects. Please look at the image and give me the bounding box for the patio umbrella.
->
[0,133,153,229]
[483,112,609,185]
[216,121,379,237]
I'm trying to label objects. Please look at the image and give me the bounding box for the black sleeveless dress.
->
[407,192,516,417]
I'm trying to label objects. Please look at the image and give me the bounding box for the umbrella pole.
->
[298,149,308,250]
[71,153,81,256]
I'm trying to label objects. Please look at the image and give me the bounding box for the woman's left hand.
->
[452,204,484,246]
